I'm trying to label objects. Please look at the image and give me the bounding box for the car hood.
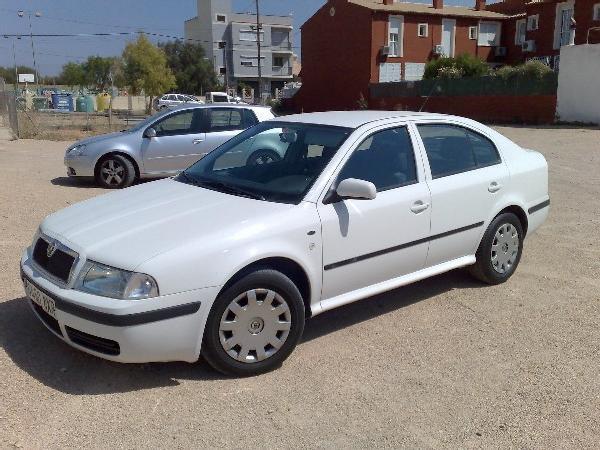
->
[73,131,127,147]
[41,178,293,271]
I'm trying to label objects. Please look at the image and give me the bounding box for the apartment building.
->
[185,0,294,97]
[296,0,600,111]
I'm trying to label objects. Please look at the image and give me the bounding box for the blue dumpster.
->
[51,93,74,111]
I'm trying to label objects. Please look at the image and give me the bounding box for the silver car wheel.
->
[100,159,125,186]
[491,223,519,274]
[219,289,292,363]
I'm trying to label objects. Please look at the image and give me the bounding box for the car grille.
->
[65,327,121,356]
[32,237,76,284]
[31,301,63,337]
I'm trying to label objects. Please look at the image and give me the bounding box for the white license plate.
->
[24,279,57,319]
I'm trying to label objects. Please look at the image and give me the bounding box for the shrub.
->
[423,53,490,79]
[493,60,553,80]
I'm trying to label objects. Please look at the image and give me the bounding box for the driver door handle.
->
[193,139,204,145]
[488,181,503,193]
[410,201,430,214]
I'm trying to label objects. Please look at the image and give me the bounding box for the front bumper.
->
[64,154,95,177]
[21,251,220,363]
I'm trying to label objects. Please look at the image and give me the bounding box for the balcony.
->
[271,66,293,77]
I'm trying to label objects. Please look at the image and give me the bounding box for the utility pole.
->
[255,0,262,104]
[18,10,42,92]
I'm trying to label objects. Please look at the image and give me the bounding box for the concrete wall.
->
[556,44,600,124]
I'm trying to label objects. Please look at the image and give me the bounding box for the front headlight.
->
[75,261,159,300]
[66,144,87,157]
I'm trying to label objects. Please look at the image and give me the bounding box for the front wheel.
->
[95,155,136,189]
[469,212,524,284]
[202,270,305,376]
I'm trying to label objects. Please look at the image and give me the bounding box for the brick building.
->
[295,0,600,111]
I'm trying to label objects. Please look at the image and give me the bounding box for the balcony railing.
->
[271,66,293,76]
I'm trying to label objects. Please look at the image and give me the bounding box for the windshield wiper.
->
[196,178,266,201]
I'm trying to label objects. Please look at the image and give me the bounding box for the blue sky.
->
[0,0,469,76]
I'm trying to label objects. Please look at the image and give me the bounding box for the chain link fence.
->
[0,78,19,139]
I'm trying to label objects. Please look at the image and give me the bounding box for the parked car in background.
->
[64,104,275,188]
[205,92,243,104]
[26,111,549,376]
[155,93,204,110]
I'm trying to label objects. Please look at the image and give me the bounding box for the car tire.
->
[202,269,305,376]
[95,154,136,189]
[247,149,281,166]
[469,212,524,285]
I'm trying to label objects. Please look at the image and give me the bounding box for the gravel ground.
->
[0,126,599,449]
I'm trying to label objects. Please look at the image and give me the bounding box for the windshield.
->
[176,122,352,204]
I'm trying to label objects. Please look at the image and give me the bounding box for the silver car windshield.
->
[176,122,352,204]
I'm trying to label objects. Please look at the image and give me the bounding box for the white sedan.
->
[20,111,549,376]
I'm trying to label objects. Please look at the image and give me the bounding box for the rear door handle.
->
[193,139,204,145]
[410,200,430,214]
[488,181,502,193]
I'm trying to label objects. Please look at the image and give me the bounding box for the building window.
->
[554,2,575,49]
[478,21,501,46]
[216,14,226,23]
[218,41,226,49]
[594,3,600,20]
[219,67,226,75]
[468,26,478,40]
[388,16,404,57]
[273,56,286,68]
[240,61,253,67]
[417,23,428,37]
[527,14,539,30]
[515,19,527,45]
[239,29,265,42]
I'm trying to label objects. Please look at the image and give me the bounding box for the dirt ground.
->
[0,126,599,448]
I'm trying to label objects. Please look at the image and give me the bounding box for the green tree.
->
[83,56,119,91]
[0,65,36,84]
[58,62,86,90]
[122,35,176,113]
[159,40,218,95]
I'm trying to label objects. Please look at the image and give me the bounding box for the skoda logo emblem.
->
[46,241,58,258]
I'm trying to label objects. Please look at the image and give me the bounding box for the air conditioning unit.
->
[522,40,536,52]
[381,45,390,57]
[433,44,444,55]
[495,46,507,57]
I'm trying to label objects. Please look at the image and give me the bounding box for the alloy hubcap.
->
[491,223,519,274]
[219,289,292,363]
[100,159,125,185]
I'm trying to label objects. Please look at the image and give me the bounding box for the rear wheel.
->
[202,270,305,376]
[469,212,523,284]
[95,154,136,189]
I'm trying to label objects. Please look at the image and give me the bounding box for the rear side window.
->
[207,108,243,132]
[417,124,500,179]
[338,127,417,192]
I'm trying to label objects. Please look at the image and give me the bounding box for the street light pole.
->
[255,0,262,104]
[18,10,42,91]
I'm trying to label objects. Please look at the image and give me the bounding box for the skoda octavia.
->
[21,111,549,376]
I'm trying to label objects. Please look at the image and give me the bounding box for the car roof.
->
[169,103,270,111]
[277,110,452,128]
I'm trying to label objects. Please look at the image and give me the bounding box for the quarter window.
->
[338,127,417,192]
[417,124,501,179]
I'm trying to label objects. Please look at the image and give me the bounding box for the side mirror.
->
[144,127,157,139]
[336,178,377,201]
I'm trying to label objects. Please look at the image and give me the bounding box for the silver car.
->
[155,93,203,110]
[64,104,276,189]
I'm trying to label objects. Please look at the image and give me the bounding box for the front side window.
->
[153,110,201,137]
[338,127,417,192]
[417,124,501,179]
[178,122,352,204]
[207,109,243,132]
